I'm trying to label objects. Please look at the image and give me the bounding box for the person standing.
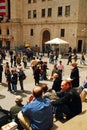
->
[16,54,21,66]
[57,60,64,80]
[67,53,72,65]
[33,65,40,85]
[11,69,18,92]
[18,66,25,91]
[0,63,3,84]
[13,53,17,67]
[80,52,85,65]
[10,54,14,67]
[70,62,79,88]
[22,54,27,68]
[18,86,53,130]
[5,68,12,92]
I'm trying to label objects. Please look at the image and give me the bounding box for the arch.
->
[42,30,50,52]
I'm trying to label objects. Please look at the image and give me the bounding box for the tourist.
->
[10,95,24,130]
[52,80,82,120]
[18,86,53,130]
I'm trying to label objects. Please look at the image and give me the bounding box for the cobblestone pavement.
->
[0,53,87,110]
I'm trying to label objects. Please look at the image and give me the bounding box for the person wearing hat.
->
[70,61,79,88]
[10,95,24,130]
[52,79,82,121]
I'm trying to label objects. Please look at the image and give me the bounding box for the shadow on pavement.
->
[0,95,6,99]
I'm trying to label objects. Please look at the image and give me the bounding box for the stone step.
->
[51,102,87,130]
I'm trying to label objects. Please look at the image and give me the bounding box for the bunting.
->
[0,0,6,16]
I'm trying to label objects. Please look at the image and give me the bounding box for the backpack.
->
[0,108,12,127]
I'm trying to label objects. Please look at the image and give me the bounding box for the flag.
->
[0,0,6,16]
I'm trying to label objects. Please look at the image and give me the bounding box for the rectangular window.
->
[61,29,65,37]
[33,10,37,18]
[58,7,62,16]
[42,9,45,17]
[48,8,52,17]
[28,10,31,19]
[65,5,70,16]
[28,0,31,3]
[30,29,33,36]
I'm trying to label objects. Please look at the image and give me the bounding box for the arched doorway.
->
[42,30,50,53]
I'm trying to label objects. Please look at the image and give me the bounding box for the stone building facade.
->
[0,0,87,53]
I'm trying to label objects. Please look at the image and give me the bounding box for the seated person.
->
[52,80,82,121]
[41,84,59,101]
[41,84,59,114]
[10,95,24,130]
[0,106,12,127]
[80,88,87,102]
[52,73,62,92]
[18,86,53,130]
[81,76,87,90]
[80,76,87,102]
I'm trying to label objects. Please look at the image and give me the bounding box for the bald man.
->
[18,86,53,130]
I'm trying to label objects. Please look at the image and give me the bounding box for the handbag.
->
[22,73,26,80]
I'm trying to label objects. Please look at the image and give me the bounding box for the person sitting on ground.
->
[81,75,87,90]
[80,76,87,102]
[41,84,59,114]
[18,86,53,130]
[41,84,59,101]
[10,95,24,118]
[49,64,61,81]
[52,73,62,92]
[80,88,87,102]
[10,95,24,130]
[52,79,82,121]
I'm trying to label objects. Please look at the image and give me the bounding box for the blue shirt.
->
[22,97,53,130]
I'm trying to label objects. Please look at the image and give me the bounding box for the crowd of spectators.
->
[0,48,87,129]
